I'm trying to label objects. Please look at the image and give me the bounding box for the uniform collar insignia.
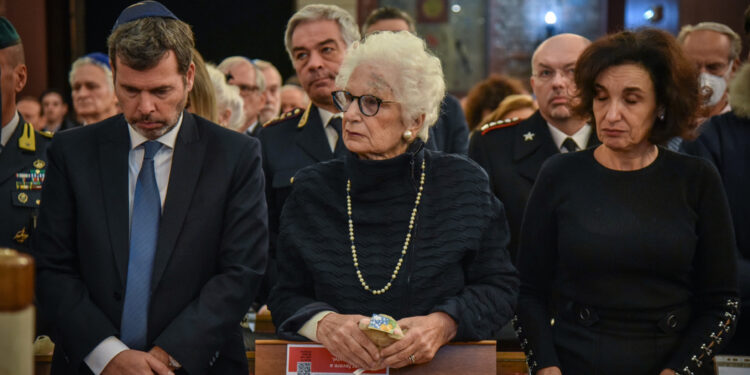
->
[523,131,535,141]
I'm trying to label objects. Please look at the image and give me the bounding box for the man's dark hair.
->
[107,17,194,75]
[39,88,66,104]
[573,28,700,143]
[363,6,416,34]
[744,4,750,36]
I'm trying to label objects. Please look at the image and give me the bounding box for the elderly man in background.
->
[254,59,282,124]
[69,52,119,125]
[34,1,267,374]
[362,6,469,155]
[469,33,596,260]
[678,22,741,123]
[218,56,266,136]
[257,4,360,307]
[279,84,308,113]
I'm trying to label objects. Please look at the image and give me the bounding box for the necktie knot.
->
[562,137,579,153]
[142,141,162,160]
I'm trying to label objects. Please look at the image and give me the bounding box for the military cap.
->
[112,1,179,31]
[0,17,20,49]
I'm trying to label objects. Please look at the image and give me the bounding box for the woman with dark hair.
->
[463,74,526,131]
[515,28,739,375]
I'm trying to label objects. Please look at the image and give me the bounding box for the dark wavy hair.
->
[573,28,700,143]
[464,74,526,131]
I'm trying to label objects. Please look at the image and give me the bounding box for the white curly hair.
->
[335,31,445,141]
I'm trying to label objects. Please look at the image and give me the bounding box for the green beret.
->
[0,17,20,49]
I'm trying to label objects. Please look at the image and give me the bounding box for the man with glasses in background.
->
[218,56,266,136]
[678,22,741,126]
[469,33,597,261]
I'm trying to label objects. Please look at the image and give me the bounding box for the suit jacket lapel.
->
[513,111,559,182]
[296,106,334,162]
[151,112,204,289]
[98,116,131,284]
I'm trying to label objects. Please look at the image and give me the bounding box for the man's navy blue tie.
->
[121,140,162,350]
[330,117,347,158]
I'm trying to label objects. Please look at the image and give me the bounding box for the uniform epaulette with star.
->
[263,107,304,128]
[478,117,522,135]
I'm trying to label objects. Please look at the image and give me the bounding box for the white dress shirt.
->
[318,107,342,152]
[547,122,592,153]
[1,111,20,148]
[84,114,183,375]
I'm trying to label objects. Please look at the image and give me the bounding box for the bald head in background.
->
[530,33,590,135]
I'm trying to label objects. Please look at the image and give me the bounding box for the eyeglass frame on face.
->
[225,73,261,97]
[331,90,397,117]
[533,66,576,83]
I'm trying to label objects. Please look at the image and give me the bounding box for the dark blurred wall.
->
[83,0,295,79]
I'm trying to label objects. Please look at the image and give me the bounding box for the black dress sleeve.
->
[514,158,562,374]
[665,160,739,374]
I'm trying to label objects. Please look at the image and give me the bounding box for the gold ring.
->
[409,354,416,364]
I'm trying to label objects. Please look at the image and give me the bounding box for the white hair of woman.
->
[206,64,245,131]
[284,4,361,61]
[336,31,445,141]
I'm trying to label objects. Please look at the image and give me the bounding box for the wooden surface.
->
[255,340,498,375]
[37,347,528,375]
[497,351,528,375]
[0,248,35,311]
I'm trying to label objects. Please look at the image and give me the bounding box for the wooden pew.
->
[254,340,498,375]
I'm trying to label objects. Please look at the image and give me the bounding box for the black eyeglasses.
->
[332,90,397,117]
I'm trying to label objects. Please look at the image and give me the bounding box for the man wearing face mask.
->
[678,22,741,125]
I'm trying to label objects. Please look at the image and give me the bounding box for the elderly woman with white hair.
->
[206,64,245,131]
[268,31,518,370]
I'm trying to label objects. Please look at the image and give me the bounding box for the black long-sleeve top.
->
[268,142,519,341]
[515,147,739,374]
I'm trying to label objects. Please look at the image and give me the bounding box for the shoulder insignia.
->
[297,101,312,128]
[479,117,522,136]
[40,130,53,138]
[18,123,36,151]
[263,107,304,128]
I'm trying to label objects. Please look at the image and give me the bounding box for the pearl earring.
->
[403,129,413,141]
[657,109,665,121]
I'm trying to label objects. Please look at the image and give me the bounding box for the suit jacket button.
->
[667,314,678,328]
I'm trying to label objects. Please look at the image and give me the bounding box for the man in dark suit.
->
[256,4,360,305]
[34,2,267,374]
[469,33,596,260]
[0,17,53,253]
[362,6,469,155]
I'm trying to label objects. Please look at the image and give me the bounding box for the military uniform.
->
[426,94,469,155]
[468,110,599,260]
[256,103,345,304]
[0,114,52,252]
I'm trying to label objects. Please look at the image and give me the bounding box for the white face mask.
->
[699,60,733,107]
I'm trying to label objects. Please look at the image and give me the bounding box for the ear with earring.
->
[657,108,665,121]
[402,129,413,141]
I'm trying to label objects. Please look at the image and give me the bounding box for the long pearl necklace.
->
[346,159,426,295]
